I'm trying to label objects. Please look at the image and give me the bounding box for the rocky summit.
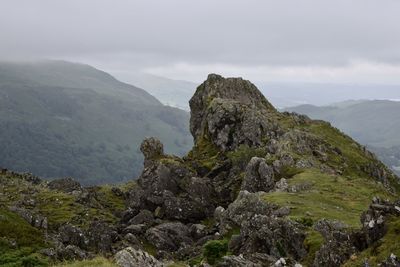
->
[1,74,400,267]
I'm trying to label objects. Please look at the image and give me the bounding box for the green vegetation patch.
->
[0,209,48,267]
[264,170,394,228]
[302,230,324,266]
[35,191,84,228]
[203,239,229,265]
[343,216,400,267]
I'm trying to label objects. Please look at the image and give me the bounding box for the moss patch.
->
[203,239,229,265]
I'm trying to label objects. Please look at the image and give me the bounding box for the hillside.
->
[1,74,399,267]
[0,61,192,185]
[286,100,400,175]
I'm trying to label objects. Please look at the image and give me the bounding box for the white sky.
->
[1,0,400,84]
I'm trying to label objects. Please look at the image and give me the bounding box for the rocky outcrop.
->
[189,74,279,151]
[2,74,400,267]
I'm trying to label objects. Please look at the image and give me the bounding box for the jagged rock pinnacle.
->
[189,74,278,151]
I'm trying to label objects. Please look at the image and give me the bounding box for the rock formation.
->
[1,74,400,267]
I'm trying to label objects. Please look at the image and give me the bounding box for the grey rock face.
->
[241,157,275,193]
[128,209,154,226]
[58,224,87,249]
[115,247,165,267]
[87,221,118,253]
[313,220,355,267]
[218,191,277,233]
[145,222,192,252]
[231,215,307,261]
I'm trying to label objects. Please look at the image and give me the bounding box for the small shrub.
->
[203,239,229,265]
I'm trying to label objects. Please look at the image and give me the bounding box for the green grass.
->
[343,216,400,267]
[302,230,324,266]
[35,191,84,228]
[0,209,48,267]
[53,257,116,267]
[264,170,394,228]
[35,186,125,229]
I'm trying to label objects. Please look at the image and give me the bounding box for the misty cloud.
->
[1,0,400,83]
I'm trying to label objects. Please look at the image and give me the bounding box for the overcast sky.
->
[1,0,400,84]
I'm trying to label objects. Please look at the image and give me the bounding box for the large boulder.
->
[217,191,278,234]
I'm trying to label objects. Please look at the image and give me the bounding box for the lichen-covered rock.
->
[86,221,118,253]
[115,247,165,267]
[241,157,275,193]
[145,222,192,252]
[231,215,307,262]
[218,191,278,233]
[189,74,278,151]
[140,137,164,162]
[58,224,87,249]
[313,220,355,267]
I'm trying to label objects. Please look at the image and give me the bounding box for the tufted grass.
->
[264,170,395,228]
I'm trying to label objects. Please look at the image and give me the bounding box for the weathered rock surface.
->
[241,157,275,193]
[189,74,278,151]
[145,222,192,252]
[115,247,165,267]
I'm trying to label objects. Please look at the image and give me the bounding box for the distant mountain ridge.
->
[0,60,192,185]
[286,100,400,175]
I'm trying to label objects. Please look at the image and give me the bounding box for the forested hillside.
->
[0,61,192,185]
